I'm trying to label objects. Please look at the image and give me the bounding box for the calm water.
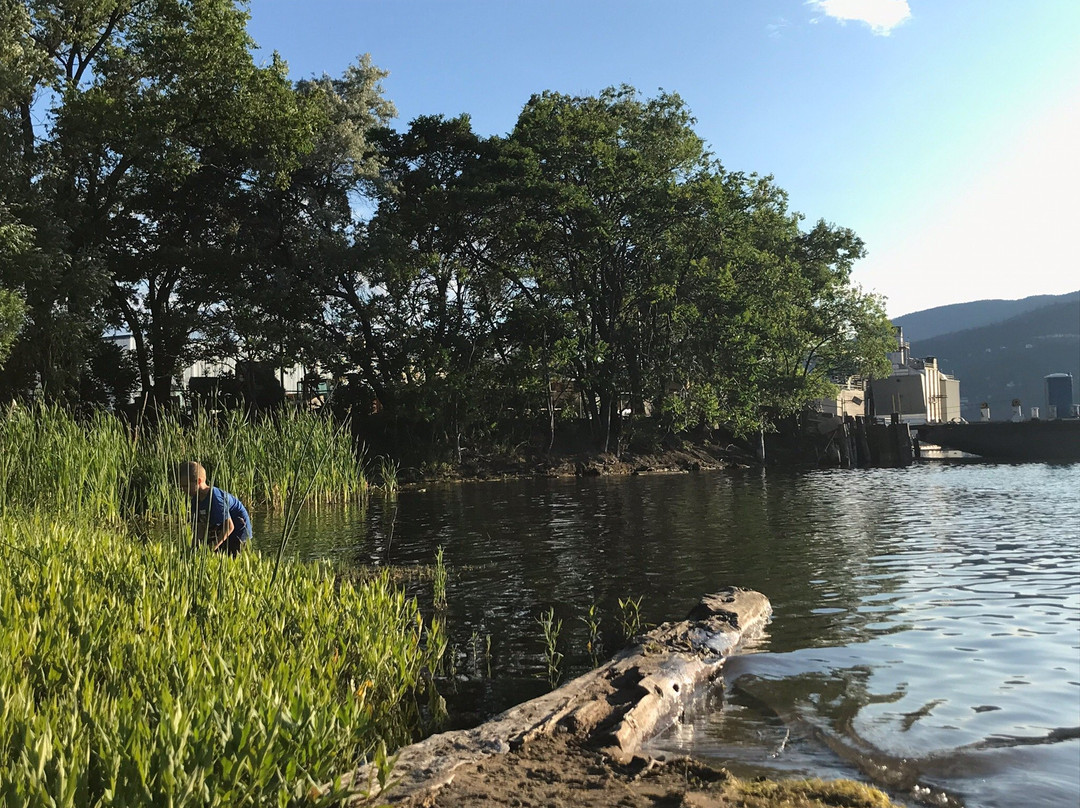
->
[253,462,1080,808]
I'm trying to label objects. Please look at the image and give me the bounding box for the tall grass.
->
[581,603,603,667]
[0,405,136,523]
[0,403,368,526]
[137,406,368,517]
[537,607,564,689]
[0,514,445,807]
[376,456,399,494]
[617,595,644,642]
[432,545,448,609]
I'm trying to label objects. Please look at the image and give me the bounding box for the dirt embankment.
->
[404,436,762,485]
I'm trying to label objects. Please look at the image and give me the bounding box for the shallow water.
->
[253,461,1080,808]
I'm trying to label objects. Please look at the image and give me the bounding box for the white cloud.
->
[809,0,912,35]
[766,17,791,39]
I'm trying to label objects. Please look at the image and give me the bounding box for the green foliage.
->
[617,595,644,642]
[0,514,444,807]
[139,406,367,515]
[0,404,367,526]
[376,456,399,494]
[537,607,563,688]
[0,0,395,405]
[502,86,716,450]
[5,14,894,453]
[0,403,439,804]
[580,603,603,667]
[432,545,447,610]
[0,284,26,370]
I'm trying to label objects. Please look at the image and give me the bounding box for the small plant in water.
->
[468,629,481,676]
[377,456,399,494]
[537,607,564,688]
[617,595,643,642]
[581,603,603,667]
[433,545,447,609]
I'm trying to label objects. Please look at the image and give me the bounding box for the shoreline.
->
[346,590,905,808]
[397,438,763,487]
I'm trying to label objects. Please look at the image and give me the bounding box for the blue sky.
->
[246,0,1080,318]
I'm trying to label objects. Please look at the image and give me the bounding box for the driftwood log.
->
[346,586,772,805]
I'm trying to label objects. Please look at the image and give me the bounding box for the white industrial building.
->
[868,327,961,424]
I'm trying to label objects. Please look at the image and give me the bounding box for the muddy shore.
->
[348,590,904,808]
[400,435,765,486]
[391,733,903,808]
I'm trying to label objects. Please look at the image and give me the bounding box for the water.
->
[253,462,1080,808]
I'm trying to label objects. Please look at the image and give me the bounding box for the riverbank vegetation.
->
[0,404,445,805]
[0,404,367,522]
[1,1,894,468]
[0,516,444,807]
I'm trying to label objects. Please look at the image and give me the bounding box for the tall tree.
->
[501,86,714,451]
[352,115,517,452]
[229,54,396,395]
[0,0,347,405]
[493,88,894,444]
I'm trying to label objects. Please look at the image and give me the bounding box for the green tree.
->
[229,54,396,397]
[493,87,894,445]
[0,207,31,370]
[716,187,894,433]
[0,0,358,406]
[501,86,716,451]
[0,281,26,370]
[358,115,522,454]
[0,0,127,399]
[73,0,322,404]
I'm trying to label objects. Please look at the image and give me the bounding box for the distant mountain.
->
[904,297,1080,422]
[893,291,1079,342]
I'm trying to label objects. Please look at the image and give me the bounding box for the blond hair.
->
[179,461,206,485]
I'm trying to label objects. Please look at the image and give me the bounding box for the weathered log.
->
[345,586,771,805]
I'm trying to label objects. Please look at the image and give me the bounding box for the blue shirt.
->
[191,487,251,545]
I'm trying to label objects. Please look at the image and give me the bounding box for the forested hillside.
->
[893,291,1078,342]
[908,298,1080,421]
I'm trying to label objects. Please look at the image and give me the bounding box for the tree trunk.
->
[598,392,616,454]
[113,287,152,400]
[18,100,34,170]
[148,321,179,408]
[546,375,556,455]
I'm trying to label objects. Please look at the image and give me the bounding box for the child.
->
[179,461,251,556]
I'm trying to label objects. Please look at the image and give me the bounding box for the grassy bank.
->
[0,515,446,806]
[0,405,444,806]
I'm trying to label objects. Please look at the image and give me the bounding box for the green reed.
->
[581,603,604,667]
[0,403,136,524]
[0,403,368,527]
[0,512,445,807]
[0,403,434,804]
[432,545,448,609]
[617,595,644,642]
[138,406,368,517]
[537,607,564,688]
[376,456,399,494]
